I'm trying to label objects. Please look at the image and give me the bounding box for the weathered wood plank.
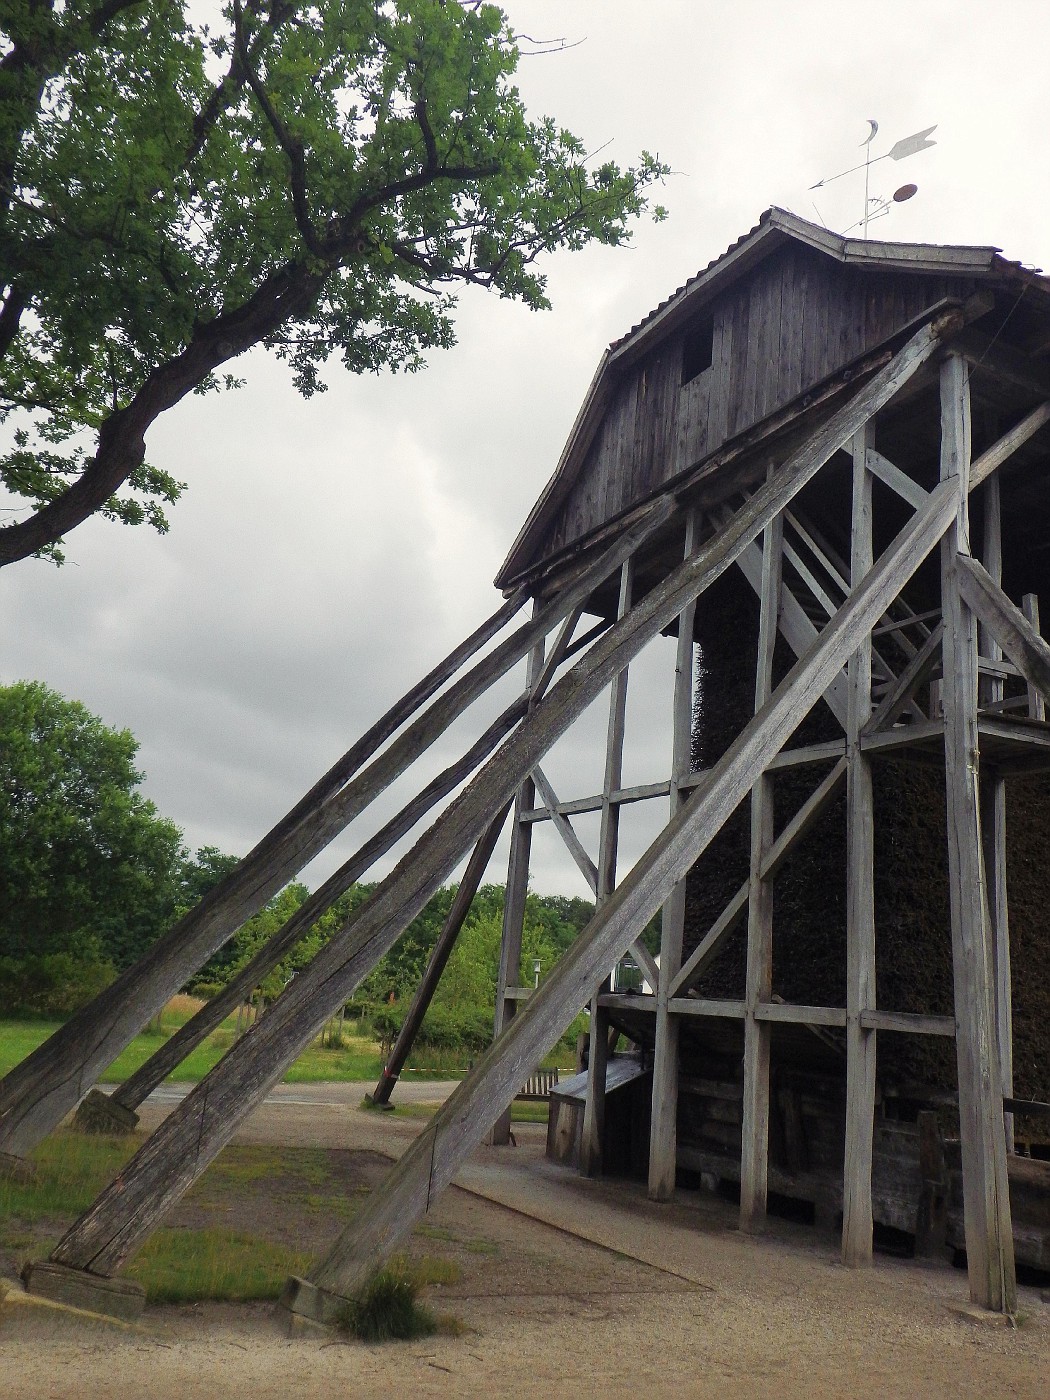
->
[490,619,545,1146]
[859,1010,955,1036]
[531,767,598,895]
[753,1003,848,1028]
[980,474,1013,1154]
[740,498,782,1232]
[842,424,877,1269]
[649,511,699,1200]
[582,560,634,1175]
[1021,595,1046,721]
[866,447,929,510]
[956,556,1050,712]
[939,353,1016,1314]
[863,623,943,734]
[370,807,510,1105]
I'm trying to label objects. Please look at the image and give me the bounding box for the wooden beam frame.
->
[669,758,847,999]
[276,459,960,1324]
[30,320,950,1306]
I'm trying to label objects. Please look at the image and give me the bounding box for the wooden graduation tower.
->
[5,209,1050,1322]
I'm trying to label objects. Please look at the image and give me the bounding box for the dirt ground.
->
[3,1084,1049,1398]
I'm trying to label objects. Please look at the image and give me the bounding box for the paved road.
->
[139,1079,460,1109]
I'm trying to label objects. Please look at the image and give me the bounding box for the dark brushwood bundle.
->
[682,567,1048,1113]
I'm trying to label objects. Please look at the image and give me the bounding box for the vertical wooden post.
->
[739,504,783,1231]
[939,353,1016,1313]
[980,474,1014,1153]
[842,426,877,1265]
[1021,594,1046,721]
[490,615,545,1146]
[580,559,634,1176]
[649,512,700,1201]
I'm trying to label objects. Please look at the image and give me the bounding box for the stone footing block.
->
[73,1089,140,1135]
[279,1274,350,1328]
[24,1261,146,1322]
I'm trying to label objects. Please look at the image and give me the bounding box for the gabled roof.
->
[495,207,1046,592]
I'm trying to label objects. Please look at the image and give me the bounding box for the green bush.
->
[337,1267,436,1343]
[0,950,115,1017]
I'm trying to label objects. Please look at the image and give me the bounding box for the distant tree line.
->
[0,680,599,1049]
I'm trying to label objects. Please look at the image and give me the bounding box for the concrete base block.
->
[73,1088,140,1135]
[0,1150,37,1183]
[279,1274,350,1328]
[24,1261,146,1322]
[947,1300,1017,1327]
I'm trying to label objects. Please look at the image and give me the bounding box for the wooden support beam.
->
[1021,595,1046,721]
[866,447,929,510]
[754,1003,847,1028]
[34,324,950,1296]
[582,560,634,1176]
[530,766,599,894]
[667,756,846,999]
[490,619,545,1147]
[979,474,1014,1154]
[722,519,849,728]
[649,513,699,1200]
[521,781,671,824]
[278,471,959,1323]
[370,807,510,1105]
[859,1010,954,1036]
[107,700,527,1117]
[970,401,1050,490]
[956,555,1050,712]
[863,623,943,734]
[939,352,1016,1314]
[0,501,668,1160]
[740,501,783,1232]
[842,425,877,1268]
[668,998,747,1019]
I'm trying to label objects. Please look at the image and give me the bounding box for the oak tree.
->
[0,0,666,563]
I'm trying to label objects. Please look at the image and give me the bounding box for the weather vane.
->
[810,123,937,237]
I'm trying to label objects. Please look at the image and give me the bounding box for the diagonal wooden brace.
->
[956,554,1050,709]
[0,504,669,1160]
[282,476,961,1323]
[39,317,948,1290]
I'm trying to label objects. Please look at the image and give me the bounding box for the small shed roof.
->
[496,208,1049,592]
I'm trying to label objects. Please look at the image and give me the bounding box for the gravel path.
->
[3,1083,1048,1398]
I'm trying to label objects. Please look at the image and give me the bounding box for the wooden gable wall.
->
[542,244,973,561]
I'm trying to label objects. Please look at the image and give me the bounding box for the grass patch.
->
[0,1130,136,1237]
[126,1229,310,1304]
[333,1256,460,1343]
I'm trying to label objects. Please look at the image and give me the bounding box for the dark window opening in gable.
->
[681,316,714,386]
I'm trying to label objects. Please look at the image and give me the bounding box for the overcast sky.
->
[3,0,1050,904]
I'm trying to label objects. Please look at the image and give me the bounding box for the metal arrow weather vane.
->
[810,123,938,237]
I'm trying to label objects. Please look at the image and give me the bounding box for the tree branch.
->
[232,0,320,253]
[0,258,326,565]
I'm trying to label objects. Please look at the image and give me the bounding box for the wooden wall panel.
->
[537,248,974,562]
